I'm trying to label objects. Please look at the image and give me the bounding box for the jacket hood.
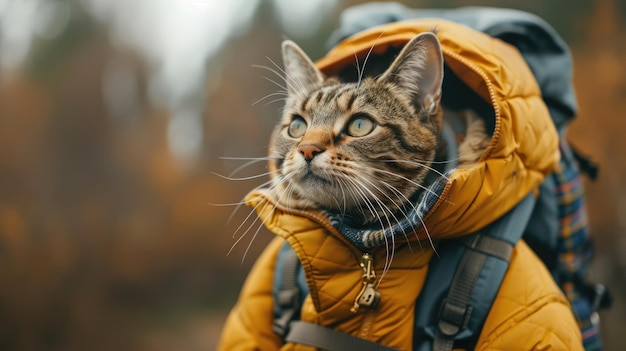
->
[326,4,578,130]
[247,18,559,249]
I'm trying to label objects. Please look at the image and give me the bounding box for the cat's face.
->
[268,33,444,223]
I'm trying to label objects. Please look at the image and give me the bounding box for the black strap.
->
[433,234,515,351]
[464,234,514,261]
[431,193,535,351]
[286,321,400,351]
[272,246,302,338]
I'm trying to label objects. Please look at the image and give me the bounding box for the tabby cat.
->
[265,32,488,228]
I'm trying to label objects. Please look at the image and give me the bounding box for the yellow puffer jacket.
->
[219,19,582,350]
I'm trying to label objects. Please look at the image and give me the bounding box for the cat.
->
[263,31,489,228]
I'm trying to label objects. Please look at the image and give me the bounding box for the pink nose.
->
[298,144,324,162]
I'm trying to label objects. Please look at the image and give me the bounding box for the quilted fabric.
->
[218,18,583,350]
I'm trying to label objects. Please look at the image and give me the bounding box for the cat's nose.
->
[298,144,324,162]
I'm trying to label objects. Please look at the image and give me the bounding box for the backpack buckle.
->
[272,288,301,337]
[437,299,473,337]
[277,287,300,308]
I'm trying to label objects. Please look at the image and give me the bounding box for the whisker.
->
[356,168,438,255]
[209,201,249,207]
[266,56,310,100]
[358,31,386,88]
[263,97,289,107]
[239,177,299,263]
[377,179,422,253]
[413,210,438,257]
[227,206,262,255]
[351,47,362,88]
[266,56,289,79]
[219,156,280,161]
[229,183,280,240]
[227,175,291,260]
[432,143,496,165]
[212,170,279,181]
[252,63,288,86]
[360,164,443,199]
[252,91,289,106]
[368,159,451,182]
[343,176,399,283]
[220,178,278,226]
[235,174,299,264]
[219,156,281,177]
[261,75,289,93]
[256,57,308,101]
[343,176,381,223]
[240,221,267,265]
[351,173,407,282]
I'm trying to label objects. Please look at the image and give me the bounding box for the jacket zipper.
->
[351,253,381,313]
[352,252,381,340]
[265,197,381,329]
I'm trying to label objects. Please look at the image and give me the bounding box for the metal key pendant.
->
[351,253,381,313]
[351,282,369,313]
[358,282,381,308]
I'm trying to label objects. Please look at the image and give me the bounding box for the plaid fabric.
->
[554,140,601,351]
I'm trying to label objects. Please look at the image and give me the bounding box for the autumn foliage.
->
[0,1,624,350]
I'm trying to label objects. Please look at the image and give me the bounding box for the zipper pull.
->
[350,253,381,313]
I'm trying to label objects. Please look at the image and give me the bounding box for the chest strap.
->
[286,321,400,351]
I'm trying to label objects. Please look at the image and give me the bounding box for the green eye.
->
[347,115,375,137]
[288,116,307,138]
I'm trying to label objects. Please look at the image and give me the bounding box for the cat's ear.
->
[282,40,324,96]
[378,32,443,115]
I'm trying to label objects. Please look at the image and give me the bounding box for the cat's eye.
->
[288,116,307,138]
[347,115,376,137]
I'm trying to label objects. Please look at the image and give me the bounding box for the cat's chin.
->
[292,185,339,208]
[299,171,333,186]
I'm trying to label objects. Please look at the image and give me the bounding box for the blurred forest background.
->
[0,0,624,350]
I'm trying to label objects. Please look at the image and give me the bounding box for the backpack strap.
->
[414,193,536,351]
[272,242,307,338]
[286,321,400,351]
[433,234,515,351]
